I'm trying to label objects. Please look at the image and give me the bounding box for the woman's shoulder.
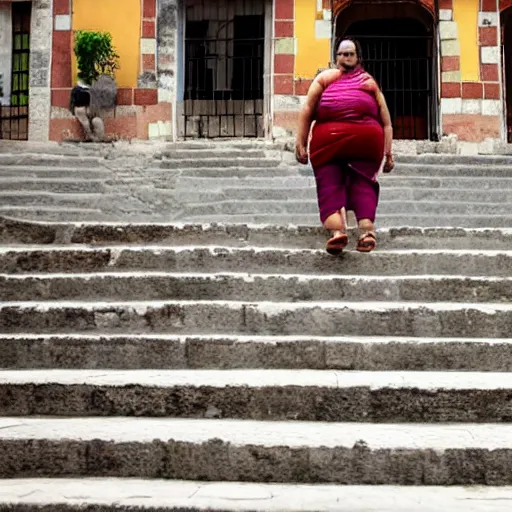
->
[360,71,380,92]
[315,68,342,88]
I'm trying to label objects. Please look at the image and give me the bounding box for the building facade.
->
[0,0,511,143]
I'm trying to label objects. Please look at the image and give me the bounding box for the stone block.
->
[439,21,458,41]
[275,37,295,55]
[462,99,482,114]
[482,99,501,116]
[441,39,460,57]
[439,9,452,21]
[481,46,500,64]
[442,70,461,82]
[478,11,498,27]
[441,97,462,114]
[140,38,156,55]
[54,14,71,31]
[315,19,331,39]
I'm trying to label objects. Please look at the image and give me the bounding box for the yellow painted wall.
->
[452,0,479,81]
[294,0,331,79]
[72,0,141,87]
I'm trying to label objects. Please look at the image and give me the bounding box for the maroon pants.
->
[313,160,380,224]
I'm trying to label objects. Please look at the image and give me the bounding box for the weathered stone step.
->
[184,213,512,228]
[0,417,510,484]
[0,154,102,168]
[2,334,511,371]
[175,175,512,190]
[160,159,283,170]
[2,273,511,303]
[162,148,271,159]
[182,200,512,217]
[176,186,512,204]
[0,207,109,222]
[2,369,512,422]
[0,166,111,179]
[396,154,512,165]
[0,192,105,208]
[1,300,511,337]
[2,217,510,249]
[390,163,512,177]
[0,178,107,193]
[168,163,512,178]
[1,479,510,512]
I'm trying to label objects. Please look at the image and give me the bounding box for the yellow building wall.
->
[72,0,141,88]
[294,0,331,79]
[452,0,479,81]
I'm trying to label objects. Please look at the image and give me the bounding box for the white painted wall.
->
[0,3,12,106]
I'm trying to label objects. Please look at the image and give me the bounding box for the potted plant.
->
[74,30,120,85]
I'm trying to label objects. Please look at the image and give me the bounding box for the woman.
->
[296,38,394,254]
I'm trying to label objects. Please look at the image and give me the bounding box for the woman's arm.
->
[375,90,393,156]
[295,70,338,163]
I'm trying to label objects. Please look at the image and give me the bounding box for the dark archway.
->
[335,2,438,140]
[501,7,512,142]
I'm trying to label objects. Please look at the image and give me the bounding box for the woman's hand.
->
[383,153,394,173]
[295,143,308,165]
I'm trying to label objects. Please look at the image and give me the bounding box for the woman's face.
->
[336,40,358,70]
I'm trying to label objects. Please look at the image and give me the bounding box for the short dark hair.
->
[336,37,364,66]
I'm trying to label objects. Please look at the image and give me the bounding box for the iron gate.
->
[182,0,265,138]
[0,2,31,140]
[347,34,436,140]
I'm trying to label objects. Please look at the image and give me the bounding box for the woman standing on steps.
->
[296,38,394,254]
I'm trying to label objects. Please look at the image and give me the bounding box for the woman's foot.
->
[324,208,348,255]
[326,230,349,255]
[357,218,376,253]
[357,231,377,252]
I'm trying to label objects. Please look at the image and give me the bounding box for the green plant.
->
[74,31,120,85]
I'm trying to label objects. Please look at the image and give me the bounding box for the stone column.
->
[28,0,53,141]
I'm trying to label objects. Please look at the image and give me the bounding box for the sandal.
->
[357,231,377,253]
[326,232,349,255]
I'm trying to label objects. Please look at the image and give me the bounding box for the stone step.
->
[169,163,512,178]
[182,200,512,217]
[2,369,512,422]
[175,175,512,190]
[162,149,271,159]
[396,153,512,165]
[381,163,512,177]
[160,159,283,170]
[183,213,512,228]
[1,218,509,249]
[1,479,510,512]
[164,140,276,150]
[2,273,511,303]
[0,154,102,168]
[2,333,512,372]
[0,207,110,222]
[0,192,105,208]
[240,162,512,178]
[0,166,111,179]
[0,417,510,484]
[1,300,511,337]
[0,178,107,193]
[176,186,512,203]
[2,246,511,275]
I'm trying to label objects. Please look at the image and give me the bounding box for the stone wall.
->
[49,0,173,142]
[29,0,53,142]
[440,0,503,141]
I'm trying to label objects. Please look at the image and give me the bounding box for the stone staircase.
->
[1,142,512,226]
[0,213,512,510]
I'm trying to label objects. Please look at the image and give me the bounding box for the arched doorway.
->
[335,1,438,140]
[502,7,512,142]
